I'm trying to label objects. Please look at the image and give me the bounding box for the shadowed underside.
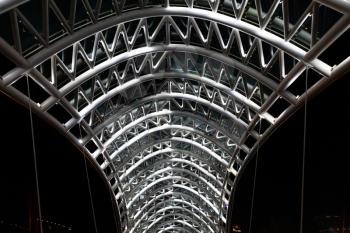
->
[0,0,349,232]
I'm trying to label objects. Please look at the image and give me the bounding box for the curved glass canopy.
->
[0,0,349,232]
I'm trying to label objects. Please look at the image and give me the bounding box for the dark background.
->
[0,93,119,232]
[232,71,350,233]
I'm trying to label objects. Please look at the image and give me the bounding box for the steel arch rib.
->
[132,206,214,233]
[102,110,238,152]
[87,98,240,151]
[115,140,227,176]
[113,140,227,192]
[129,186,219,225]
[143,214,202,233]
[89,102,240,145]
[109,138,227,179]
[131,191,215,222]
[79,92,248,132]
[67,91,250,136]
[0,1,349,233]
[122,157,222,192]
[120,150,222,186]
[144,218,202,233]
[127,181,220,215]
[130,199,216,233]
[124,166,221,199]
[108,125,229,166]
[0,7,331,82]
[131,198,216,232]
[157,226,193,233]
[102,114,236,160]
[56,69,273,126]
[40,44,295,111]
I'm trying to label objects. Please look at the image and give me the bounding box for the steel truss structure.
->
[0,0,349,232]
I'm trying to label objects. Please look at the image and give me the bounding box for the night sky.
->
[0,93,120,233]
[231,72,350,233]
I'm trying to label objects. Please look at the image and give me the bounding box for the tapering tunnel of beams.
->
[0,0,349,232]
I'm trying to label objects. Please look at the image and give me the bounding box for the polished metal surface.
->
[0,0,349,232]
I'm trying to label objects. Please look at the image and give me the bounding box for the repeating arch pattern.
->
[0,0,349,232]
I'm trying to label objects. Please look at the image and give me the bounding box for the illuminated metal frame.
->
[0,0,349,232]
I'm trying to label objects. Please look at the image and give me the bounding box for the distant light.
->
[233,224,241,232]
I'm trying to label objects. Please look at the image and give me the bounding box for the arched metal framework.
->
[0,0,349,232]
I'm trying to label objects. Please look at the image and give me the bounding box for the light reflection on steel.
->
[0,0,348,232]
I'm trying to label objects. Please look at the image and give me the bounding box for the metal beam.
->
[124,166,221,198]
[1,7,331,84]
[131,199,216,233]
[314,0,350,15]
[131,191,214,222]
[108,125,230,166]
[136,206,214,233]
[120,149,222,186]
[91,109,240,146]
[145,218,201,233]
[127,179,220,215]
[80,93,247,134]
[0,0,29,14]
[40,44,295,111]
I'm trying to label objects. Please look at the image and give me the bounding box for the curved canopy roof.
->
[0,0,349,232]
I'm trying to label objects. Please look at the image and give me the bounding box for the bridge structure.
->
[0,0,349,232]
